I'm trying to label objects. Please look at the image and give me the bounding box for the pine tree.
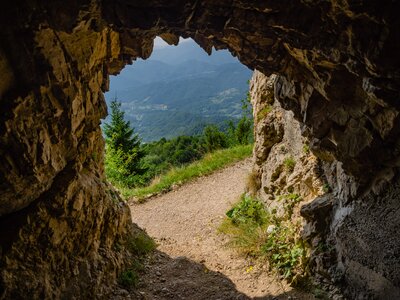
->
[103,99,147,187]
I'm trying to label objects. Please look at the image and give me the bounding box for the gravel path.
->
[129,159,313,300]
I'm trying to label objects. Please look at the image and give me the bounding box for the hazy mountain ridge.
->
[105,39,252,141]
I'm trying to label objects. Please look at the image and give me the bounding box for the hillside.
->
[104,38,252,141]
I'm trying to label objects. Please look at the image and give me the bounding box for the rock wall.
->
[0,3,137,298]
[0,0,399,298]
[250,71,325,203]
[250,71,400,298]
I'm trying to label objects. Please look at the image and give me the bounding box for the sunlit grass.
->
[219,193,309,285]
[121,144,253,202]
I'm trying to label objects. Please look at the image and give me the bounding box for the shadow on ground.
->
[121,250,313,300]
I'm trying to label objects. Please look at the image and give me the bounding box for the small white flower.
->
[266,224,276,234]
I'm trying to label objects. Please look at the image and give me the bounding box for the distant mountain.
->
[105,38,252,141]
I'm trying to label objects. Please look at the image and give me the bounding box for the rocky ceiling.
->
[0,0,399,298]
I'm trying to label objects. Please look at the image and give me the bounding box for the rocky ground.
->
[123,159,314,300]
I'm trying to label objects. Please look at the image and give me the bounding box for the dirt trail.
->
[129,159,313,300]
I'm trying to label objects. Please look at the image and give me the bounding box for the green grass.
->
[118,230,157,289]
[121,144,253,201]
[127,231,157,255]
[283,156,296,172]
[219,193,309,285]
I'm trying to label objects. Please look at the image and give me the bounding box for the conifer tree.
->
[103,99,147,187]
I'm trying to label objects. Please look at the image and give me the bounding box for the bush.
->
[235,116,253,145]
[220,193,309,284]
[226,194,268,226]
[202,125,229,152]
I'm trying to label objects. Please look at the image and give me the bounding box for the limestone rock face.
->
[0,3,135,298]
[250,71,325,204]
[0,0,399,298]
[250,71,400,298]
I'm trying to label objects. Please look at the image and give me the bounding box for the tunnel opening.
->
[0,1,399,299]
[101,36,254,193]
[100,36,332,298]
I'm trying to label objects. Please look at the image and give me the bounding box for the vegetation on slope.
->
[104,100,148,188]
[103,91,253,195]
[123,144,253,201]
[118,228,157,289]
[219,194,309,285]
[105,39,252,142]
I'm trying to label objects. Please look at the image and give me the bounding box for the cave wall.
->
[250,71,400,298]
[0,2,137,298]
[250,71,325,203]
[0,0,399,298]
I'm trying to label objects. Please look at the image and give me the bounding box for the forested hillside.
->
[104,38,252,141]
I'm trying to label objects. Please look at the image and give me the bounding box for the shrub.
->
[202,125,229,152]
[226,194,268,226]
[220,193,309,284]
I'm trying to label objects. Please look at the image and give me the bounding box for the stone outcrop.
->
[250,71,336,294]
[250,70,400,298]
[250,71,325,203]
[0,0,399,298]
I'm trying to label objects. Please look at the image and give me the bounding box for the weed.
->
[118,269,139,288]
[220,193,308,284]
[283,156,296,172]
[302,144,310,154]
[261,220,308,281]
[226,194,268,226]
[312,286,330,299]
[271,165,283,182]
[277,193,302,218]
[127,231,157,255]
[118,231,156,289]
[260,92,274,104]
[322,183,331,193]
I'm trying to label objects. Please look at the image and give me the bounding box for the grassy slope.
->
[122,144,252,202]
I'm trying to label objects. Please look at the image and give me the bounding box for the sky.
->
[153,36,192,49]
